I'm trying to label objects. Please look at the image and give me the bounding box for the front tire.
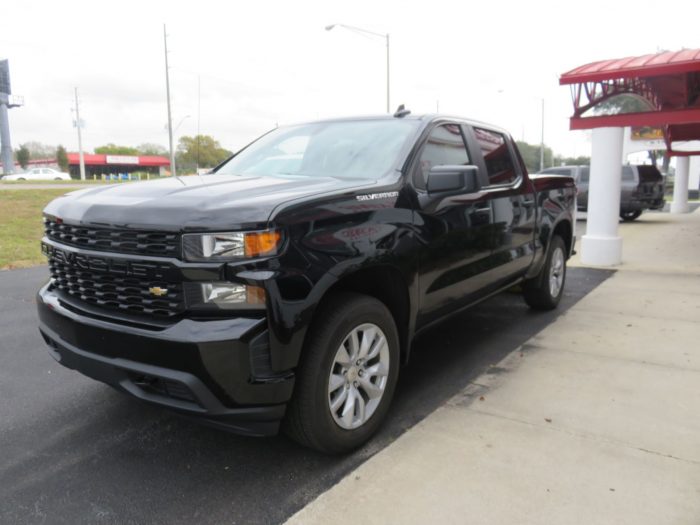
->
[523,235,567,310]
[284,292,400,454]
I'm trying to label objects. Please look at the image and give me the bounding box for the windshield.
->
[216,120,420,180]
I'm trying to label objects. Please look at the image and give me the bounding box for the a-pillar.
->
[670,156,690,214]
[581,127,624,266]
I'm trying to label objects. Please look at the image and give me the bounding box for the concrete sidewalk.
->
[287,210,700,525]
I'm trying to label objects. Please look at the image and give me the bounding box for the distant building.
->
[66,153,170,178]
[12,153,170,178]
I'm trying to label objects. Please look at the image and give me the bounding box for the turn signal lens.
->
[246,285,266,304]
[244,231,282,258]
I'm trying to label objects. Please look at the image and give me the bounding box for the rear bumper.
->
[37,284,294,436]
[623,197,665,211]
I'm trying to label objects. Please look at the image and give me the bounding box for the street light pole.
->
[163,24,176,177]
[325,24,390,113]
[498,89,546,171]
[74,87,86,181]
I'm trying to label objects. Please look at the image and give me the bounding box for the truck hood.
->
[44,174,374,231]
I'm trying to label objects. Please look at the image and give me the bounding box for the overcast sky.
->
[1,0,696,159]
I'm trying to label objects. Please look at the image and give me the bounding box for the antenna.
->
[393,104,410,118]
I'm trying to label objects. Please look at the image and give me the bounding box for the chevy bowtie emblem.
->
[149,286,169,297]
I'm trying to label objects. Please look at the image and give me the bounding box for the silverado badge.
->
[149,286,169,297]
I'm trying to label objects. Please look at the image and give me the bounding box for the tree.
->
[176,135,232,171]
[15,145,30,169]
[22,141,56,160]
[515,141,554,173]
[593,94,666,169]
[593,94,650,115]
[552,154,591,167]
[137,143,168,156]
[56,145,69,173]
[94,144,139,155]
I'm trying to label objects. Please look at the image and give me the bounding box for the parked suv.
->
[38,113,576,453]
[538,164,665,221]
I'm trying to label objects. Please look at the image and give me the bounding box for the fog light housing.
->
[187,282,266,310]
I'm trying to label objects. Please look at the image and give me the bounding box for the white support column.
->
[581,127,625,266]
[670,156,690,214]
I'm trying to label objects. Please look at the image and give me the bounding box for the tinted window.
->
[580,167,589,183]
[637,165,662,182]
[216,120,419,181]
[415,124,470,189]
[622,166,635,181]
[473,128,517,185]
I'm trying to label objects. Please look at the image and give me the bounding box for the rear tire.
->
[284,292,400,454]
[620,210,642,221]
[523,235,566,311]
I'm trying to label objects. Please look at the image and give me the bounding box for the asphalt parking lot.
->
[0,265,611,525]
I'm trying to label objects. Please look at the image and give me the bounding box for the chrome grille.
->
[44,219,180,257]
[48,257,184,318]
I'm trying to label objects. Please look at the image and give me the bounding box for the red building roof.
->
[67,153,170,167]
[560,49,700,84]
[559,48,700,155]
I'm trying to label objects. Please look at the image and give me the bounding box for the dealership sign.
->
[106,155,139,165]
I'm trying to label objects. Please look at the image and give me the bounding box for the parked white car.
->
[2,167,72,181]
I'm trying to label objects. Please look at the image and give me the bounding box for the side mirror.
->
[426,165,481,194]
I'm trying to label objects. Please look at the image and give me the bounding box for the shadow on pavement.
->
[0,267,612,525]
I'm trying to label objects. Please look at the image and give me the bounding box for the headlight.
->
[182,230,282,262]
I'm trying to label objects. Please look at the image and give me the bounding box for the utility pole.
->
[385,33,390,114]
[196,75,201,173]
[164,24,176,177]
[0,98,13,175]
[74,87,86,181]
[539,98,545,172]
[0,59,23,176]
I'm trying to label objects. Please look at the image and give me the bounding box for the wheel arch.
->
[552,218,573,258]
[317,265,413,366]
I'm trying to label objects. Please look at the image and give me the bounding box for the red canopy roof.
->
[561,49,700,84]
[67,153,170,167]
[560,48,700,155]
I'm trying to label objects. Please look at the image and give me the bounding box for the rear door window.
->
[622,166,635,181]
[472,127,518,186]
[580,167,589,183]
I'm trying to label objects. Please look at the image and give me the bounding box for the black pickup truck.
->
[37,112,576,453]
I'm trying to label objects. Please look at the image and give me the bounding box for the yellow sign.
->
[631,127,664,141]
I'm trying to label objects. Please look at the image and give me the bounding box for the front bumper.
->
[37,284,295,436]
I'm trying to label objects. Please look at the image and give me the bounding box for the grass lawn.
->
[0,189,71,269]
